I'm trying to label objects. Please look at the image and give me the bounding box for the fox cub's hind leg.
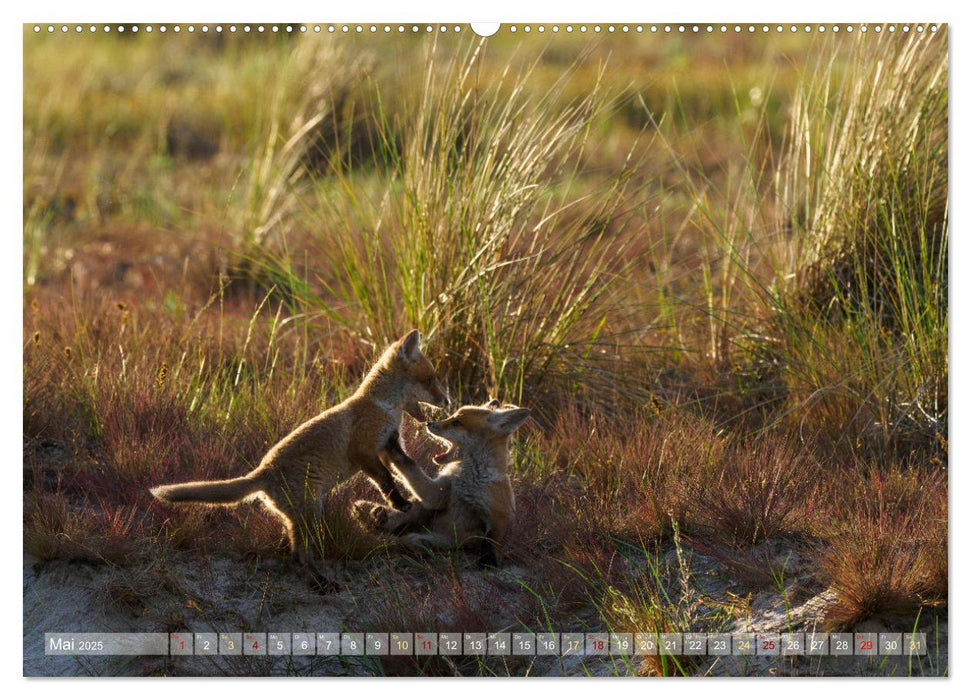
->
[352,499,392,530]
[260,479,339,591]
[352,499,434,535]
[401,531,453,551]
[477,533,499,568]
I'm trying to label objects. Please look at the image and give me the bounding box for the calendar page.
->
[22,16,948,680]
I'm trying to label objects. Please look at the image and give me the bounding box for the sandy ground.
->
[23,533,947,677]
[24,549,619,677]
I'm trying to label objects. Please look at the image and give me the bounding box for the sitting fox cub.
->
[354,400,530,567]
[150,330,449,571]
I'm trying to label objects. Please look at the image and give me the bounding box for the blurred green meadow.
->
[23,25,947,676]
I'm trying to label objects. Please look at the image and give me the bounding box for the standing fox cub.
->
[150,330,449,569]
[354,400,530,567]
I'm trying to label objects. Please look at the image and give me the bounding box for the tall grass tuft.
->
[762,28,948,454]
[249,38,650,407]
[235,40,374,255]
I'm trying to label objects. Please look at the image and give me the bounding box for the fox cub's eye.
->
[450,419,463,429]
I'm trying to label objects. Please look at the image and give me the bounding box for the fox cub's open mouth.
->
[425,422,457,464]
[432,442,458,465]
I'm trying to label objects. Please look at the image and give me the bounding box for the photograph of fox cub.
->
[354,399,530,568]
[150,330,453,570]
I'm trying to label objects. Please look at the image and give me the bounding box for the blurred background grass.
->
[24,27,946,451]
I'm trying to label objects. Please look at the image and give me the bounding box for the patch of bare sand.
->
[24,533,947,677]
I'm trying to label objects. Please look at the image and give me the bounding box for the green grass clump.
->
[762,28,948,455]
[245,38,651,408]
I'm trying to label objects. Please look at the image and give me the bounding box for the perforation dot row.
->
[32,24,465,34]
[508,24,939,34]
[31,24,940,35]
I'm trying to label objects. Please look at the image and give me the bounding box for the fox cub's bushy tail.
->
[150,474,262,505]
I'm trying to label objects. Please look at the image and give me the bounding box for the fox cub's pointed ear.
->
[399,329,423,363]
[491,407,531,434]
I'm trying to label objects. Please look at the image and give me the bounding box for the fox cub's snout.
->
[425,402,531,465]
[398,330,450,412]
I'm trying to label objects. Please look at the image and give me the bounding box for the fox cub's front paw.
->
[352,499,389,530]
[380,430,413,467]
